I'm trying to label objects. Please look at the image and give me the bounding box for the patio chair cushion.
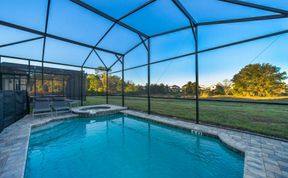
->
[52,98,70,112]
[33,108,52,114]
[33,98,51,114]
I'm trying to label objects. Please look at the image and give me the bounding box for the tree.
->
[136,85,146,95]
[232,63,287,97]
[182,81,196,95]
[200,87,211,97]
[125,81,137,94]
[86,71,106,94]
[86,74,97,93]
[150,83,169,95]
[108,75,121,94]
[222,79,233,95]
[210,83,225,95]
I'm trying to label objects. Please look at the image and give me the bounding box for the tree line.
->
[86,63,288,97]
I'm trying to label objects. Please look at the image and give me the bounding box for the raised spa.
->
[81,106,110,112]
[25,113,244,178]
[71,104,126,117]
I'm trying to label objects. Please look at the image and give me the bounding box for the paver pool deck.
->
[0,107,287,178]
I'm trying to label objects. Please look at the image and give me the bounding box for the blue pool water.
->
[25,114,244,178]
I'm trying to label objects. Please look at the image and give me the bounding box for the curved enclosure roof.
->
[0,0,288,70]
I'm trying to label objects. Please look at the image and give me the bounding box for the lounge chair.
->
[32,98,52,118]
[52,97,70,116]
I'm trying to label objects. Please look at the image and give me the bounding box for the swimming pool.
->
[25,113,244,178]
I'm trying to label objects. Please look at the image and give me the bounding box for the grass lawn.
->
[84,96,288,139]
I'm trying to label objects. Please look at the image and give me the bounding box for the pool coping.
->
[0,108,287,178]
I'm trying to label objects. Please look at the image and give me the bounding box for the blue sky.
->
[0,0,287,87]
